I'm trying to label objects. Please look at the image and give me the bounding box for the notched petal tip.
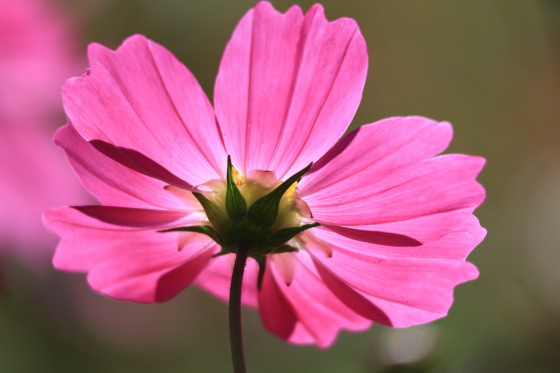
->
[87,34,149,57]
[41,208,58,233]
[216,0,367,179]
[254,1,302,17]
[86,41,111,61]
[462,261,480,282]
[52,122,71,147]
[471,155,487,175]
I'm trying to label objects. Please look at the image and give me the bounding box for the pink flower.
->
[44,2,485,347]
[0,0,79,122]
[0,0,86,262]
[0,121,86,257]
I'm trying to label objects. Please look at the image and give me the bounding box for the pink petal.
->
[62,35,226,187]
[283,324,316,345]
[309,227,481,327]
[88,137,193,190]
[300,116,453,196]
[88,247,214,303]
[313,257,392,325]
[55,123,189,210]
[328,208,486,250]
[269,251,298,286]
[306,154,485,226]
[299,230,333,257]
[193,254,260,308]
[214,2,367,178]
[321,225,422,247]
[261,252,371,347]
[70,206,191,228]
[44,207,216,302]
[332,207,477,244]
[258,263,299,340]
[298,117,485,228]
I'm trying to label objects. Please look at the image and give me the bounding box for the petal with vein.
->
[215,2,367,178]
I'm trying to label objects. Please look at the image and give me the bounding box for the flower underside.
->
[161,156,318,288]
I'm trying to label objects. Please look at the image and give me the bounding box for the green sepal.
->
[225,156,247,222]
[212,247,235,258]
[192,192,224,228]
[255,255,267,291]
[267,223,319,248]
[272,244,299,254]
[158,225,223,246]
[247,163,312,229]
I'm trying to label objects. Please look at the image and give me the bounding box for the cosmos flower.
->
[0,0,85,262]
[0,0,79,122]
[44,2,485,347]
[0,121,87,258]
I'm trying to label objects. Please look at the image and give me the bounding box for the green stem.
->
[229,248,249,373]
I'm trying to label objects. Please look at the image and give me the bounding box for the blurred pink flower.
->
[0,0,86,262]
[0,0,79,121]
[0,121,86,258]
[44,2,485,347]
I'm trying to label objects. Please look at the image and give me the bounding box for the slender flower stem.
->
[229,248,249,373]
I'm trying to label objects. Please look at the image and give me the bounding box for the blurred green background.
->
[2,0,560,372]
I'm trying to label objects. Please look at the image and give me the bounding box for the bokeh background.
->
[1,0,559,372]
